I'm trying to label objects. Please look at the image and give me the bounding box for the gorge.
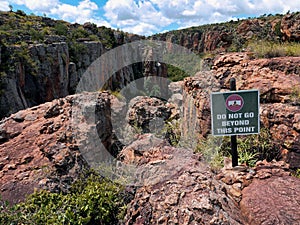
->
[0,10,300,225]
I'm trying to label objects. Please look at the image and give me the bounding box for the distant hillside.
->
[149,12,300,55]
[0,10,142,48]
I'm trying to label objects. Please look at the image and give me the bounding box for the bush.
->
[54,22,68,36]
[196,128,280,170]
[167,64,189,81]
[292,169,300,178]
[196,136,231,171]
[0,172,128,225]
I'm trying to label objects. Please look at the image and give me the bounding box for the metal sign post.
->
[230,78,238,167]
[210,78,260,167]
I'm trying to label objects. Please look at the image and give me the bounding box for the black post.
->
[230,78,238,167]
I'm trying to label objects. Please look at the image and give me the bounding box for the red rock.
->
[121,135,245,225]
[182,53,300,168]
[281,13,300,41]
[240,176,300,225]
[0,92,112,204]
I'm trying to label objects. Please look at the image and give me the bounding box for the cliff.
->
[1,11,300,119]
[0,11,148,119]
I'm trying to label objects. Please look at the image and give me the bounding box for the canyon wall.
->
[0,39,143,118]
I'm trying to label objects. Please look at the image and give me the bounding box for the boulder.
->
[120,134,245,225]
[241,175,300,224]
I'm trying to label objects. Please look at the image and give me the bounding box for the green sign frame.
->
[210,90,260,136]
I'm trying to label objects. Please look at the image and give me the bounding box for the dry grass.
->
[247,41,300,58]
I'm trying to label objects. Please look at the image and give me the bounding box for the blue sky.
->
[1,0,300,36]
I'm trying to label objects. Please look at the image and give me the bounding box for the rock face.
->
[281,12,300,41]
[182,53,300,168]
[0,92,113,204]
[0,40,141,119]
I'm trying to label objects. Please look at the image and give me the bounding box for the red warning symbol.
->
[226,94,244,112]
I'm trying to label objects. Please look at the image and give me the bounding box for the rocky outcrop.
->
[153,12,300,53]
[182,53,300,167]
[217,159,300,224]
[0,91,114,204]
[127,96,173,133]
[0,40,142,119]
[120,134,300,225]
[182,71,220,141]
[281,12,300,41]
[0,82,299,224]
[120,134,245,225]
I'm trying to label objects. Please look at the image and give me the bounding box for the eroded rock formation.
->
[182,53,300,168]
[120,134,245,225]
[0,92,113,204]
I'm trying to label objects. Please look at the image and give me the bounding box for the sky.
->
[1,0,300,36]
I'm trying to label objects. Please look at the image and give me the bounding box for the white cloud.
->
[119,0,300,35]
[104,0,172,35]
[0,1,10,11]
[248,0,300,14]
[50,0,98,23]
[4,0,300,36]
[10,0,59,12]
[123,22,158,36]
[6,0,111,27]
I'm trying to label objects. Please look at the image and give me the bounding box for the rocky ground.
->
[121,134,300,225]
[0,53,299,224]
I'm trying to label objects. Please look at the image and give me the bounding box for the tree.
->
[8,5,13,12]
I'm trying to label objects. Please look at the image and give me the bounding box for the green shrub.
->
[69,42,88,64]
[163,119,182,146]
[167,64,189,82]
[164,53,202,81]
[29,28,44,41]
[54,22,68,36]
[238,127,280,162]
[196,136,231,171]
[0,173,128,225]
[196,128,280,170]
[292,169,300,178]
[98,27,116,49]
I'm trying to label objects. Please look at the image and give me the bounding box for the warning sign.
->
[211,90,260,136]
